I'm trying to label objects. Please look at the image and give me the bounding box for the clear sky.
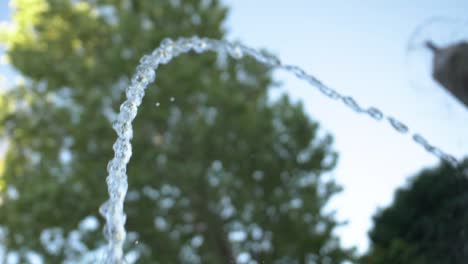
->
[223,0,468,253]
[0,0,16,90]
[1,0,468,255]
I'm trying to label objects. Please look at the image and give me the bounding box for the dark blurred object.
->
[426,41,468,108]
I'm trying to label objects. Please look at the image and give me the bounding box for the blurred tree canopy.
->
[363,159,468,264]
[0,0,354,263]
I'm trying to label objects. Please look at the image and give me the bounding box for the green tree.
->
[0,0,354,262]
[363,159,468,264]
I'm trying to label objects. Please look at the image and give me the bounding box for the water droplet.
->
[155,102,160,107]
[152,48,173,64]
[161,38,174,49]
[170,97,175,102]
[192,36,208,53]
[119,101,138,121]
[99,200,111,217]
[176,38,193,52]
[125,86,145,105]
[112,120,133,139]
[132,66,155,85]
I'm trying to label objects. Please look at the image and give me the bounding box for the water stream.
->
[99,36,462,263]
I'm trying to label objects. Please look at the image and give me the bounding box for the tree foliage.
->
[0,0,353,262]
[363,159,468,264]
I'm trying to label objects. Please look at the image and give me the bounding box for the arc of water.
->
[99,36,462,263]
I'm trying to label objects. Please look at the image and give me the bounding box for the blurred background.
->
[0,0,467,263]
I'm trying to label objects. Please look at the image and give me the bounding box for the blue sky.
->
[0,1,8,22]
[1,0,468,255]
[223,0,468,253]
[0,0,13,90]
